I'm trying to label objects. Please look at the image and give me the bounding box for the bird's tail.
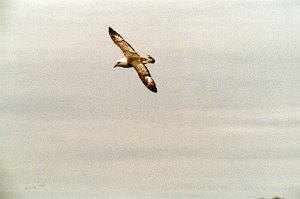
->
[142,55,155,64]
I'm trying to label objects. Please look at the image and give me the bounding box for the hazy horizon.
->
[1,0,300,199]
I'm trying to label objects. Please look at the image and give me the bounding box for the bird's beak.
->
[113,62,118,68]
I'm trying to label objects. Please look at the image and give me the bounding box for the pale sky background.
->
[1,0,300,199]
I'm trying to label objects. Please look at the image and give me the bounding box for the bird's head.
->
[114,57,128,68]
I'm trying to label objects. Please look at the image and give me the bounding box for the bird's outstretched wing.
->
[130,59,157,93]
[109,27,137,56]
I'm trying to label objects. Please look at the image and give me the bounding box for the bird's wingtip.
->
[150,88,157,93]
[145,76,157,93]
[108,27,115,34]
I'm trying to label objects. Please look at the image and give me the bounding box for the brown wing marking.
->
[131,60,157,93]
[108,27,137,56]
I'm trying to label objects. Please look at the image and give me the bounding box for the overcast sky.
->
[1,0,300,199]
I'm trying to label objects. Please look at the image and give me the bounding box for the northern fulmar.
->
[109,27,157,93]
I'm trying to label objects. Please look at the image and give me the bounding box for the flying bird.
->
[108,27,157,93]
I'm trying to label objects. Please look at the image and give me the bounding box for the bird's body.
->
[108,27,157,93]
